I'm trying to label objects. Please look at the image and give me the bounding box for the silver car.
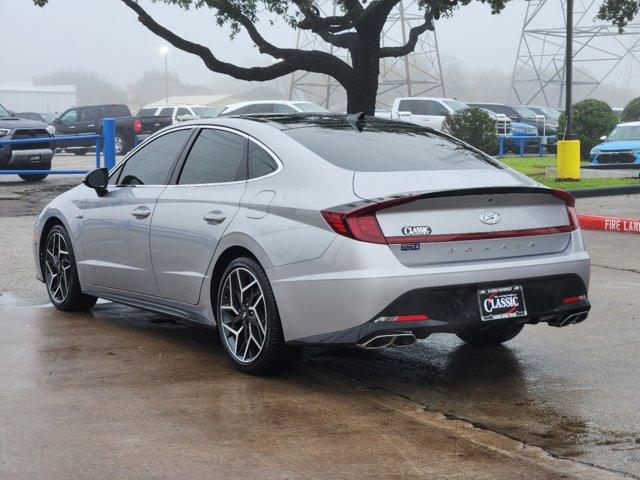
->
[33,114,591,374]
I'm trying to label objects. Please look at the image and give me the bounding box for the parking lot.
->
[0,159,639,479]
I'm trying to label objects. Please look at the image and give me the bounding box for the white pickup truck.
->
[376,97,511,135]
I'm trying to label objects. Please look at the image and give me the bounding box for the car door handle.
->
[68,126,76,129]
[203,211,226,224]
[131,206,151,219]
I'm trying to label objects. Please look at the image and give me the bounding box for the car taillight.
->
[133,118,143,134]
[321,196,414,244]
[551,189,578,230]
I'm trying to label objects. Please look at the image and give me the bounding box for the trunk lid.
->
[352,172,574,265]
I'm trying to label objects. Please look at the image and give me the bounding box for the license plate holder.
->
[478,285,527,321]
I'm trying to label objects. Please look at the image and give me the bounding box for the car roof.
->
[177,113,436,131]
[617,121,640,127]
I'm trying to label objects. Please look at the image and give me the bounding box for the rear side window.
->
[285,124,498,172]
[178,129,246,184]
[117,129,191,185]
[398,99,424,115]
[248,141,278,179]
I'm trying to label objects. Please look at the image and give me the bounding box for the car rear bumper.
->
[289,274,590,345]
[269,230,590,343]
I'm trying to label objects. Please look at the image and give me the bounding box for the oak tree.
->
[33,0,640,114]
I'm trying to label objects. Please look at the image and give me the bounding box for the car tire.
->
[216,256,301,374]
[18,161,51,182]
[43,225,97,311]
[115,133,128,155]
[456,323,524,346]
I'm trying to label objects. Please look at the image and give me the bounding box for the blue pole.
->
[103,118,116,170]
[95,136,102,169]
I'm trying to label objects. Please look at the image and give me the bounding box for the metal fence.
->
[0,118,117,176]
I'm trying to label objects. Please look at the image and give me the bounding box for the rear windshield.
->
[285,123,498,172]
[138,108,157,117]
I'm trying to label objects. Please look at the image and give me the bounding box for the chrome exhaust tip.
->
[549,311,589,327]
[357,333,417,349]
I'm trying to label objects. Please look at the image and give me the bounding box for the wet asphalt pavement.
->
[0,169,639,478]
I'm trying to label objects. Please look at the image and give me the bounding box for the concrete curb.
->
[568,185,640,198]
[579,214,640,234]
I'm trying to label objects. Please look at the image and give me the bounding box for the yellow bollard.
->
[556,139,581,180]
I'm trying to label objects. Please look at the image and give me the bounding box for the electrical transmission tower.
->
[509,0,640,107]
[289,0,445,110]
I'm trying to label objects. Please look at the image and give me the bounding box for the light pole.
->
[556,0,581,180]
[564,0,574,140]
[160,46,170,104]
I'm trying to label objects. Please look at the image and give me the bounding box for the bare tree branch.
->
[120,0,353,85]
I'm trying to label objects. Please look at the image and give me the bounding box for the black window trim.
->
[166,125,283,187]
[107,125,197,187]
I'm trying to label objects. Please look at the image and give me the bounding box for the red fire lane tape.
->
[578,214,640,234]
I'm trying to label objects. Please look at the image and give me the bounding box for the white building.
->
[0,82,77,114]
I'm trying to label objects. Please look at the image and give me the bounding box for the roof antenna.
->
[346,112,366,131]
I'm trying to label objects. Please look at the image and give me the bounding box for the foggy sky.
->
[4,0,529,87]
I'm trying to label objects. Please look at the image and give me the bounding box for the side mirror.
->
[599,135,607,141]
[83,168,109,196]
[53,117,61,124]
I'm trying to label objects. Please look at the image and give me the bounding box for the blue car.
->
[590,121,640,164]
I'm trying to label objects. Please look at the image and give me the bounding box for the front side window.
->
[424,100,446,116]
[117,129,192,186]
[0,105,10,117]
[60,109,78,124]
[285,122,498,172]
[177,107,191,117]
[178,129,246,184]
[248,141,278,179]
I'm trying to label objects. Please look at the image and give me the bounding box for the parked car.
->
[0,104,55,182]
[52,104,172,155]
[469,103,557,137]
[219,100,330,115]
[590,121,640,164]
[527,106,561,126]
[376,97,511,134]
[137,104,219,125]
[34,114,590,374]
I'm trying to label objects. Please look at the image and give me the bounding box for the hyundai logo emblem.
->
[478,210,501,225]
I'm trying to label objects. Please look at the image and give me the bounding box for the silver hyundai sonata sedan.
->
[33,114,591,374]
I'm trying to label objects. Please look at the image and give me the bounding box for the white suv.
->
[220,100,330,115]
[378,97,511,135]
[138,104,219,124]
